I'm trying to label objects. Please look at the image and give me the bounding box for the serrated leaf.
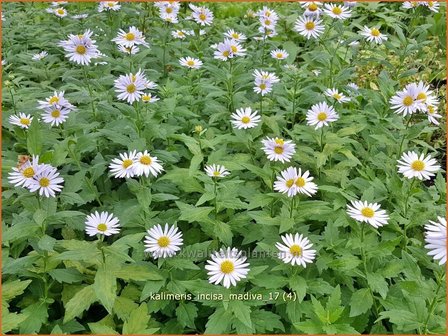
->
[63,285,96,323]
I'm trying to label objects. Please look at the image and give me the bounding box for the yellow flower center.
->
[131,74,137,81]
[57,9,65,15]
[317,112,327,121]
[157,236,170,247]
[39,177,50,187]
[333,93,342,100]
[361,207,375,218]
[264,19,271,26]
[276,53,283,58]
[49,96,59,104]
[76,45,86,55]
[22,167,35,178]
[286,179,295,188]
[20,118,31,125]
[125,32,135,41]
[289,244,302,257]
[122,159,133,168]
[332,6,342,15]
[275,138,285,145]
[97,223,108,232]
[295,177,305,187]
[308,3,318,11]
[220,260,235,274]
[274,146,284,154]
[51,109,61,118]
[126,83,136,93]
[305,21,315,30]
[223,50,230,57]
[139,155,152,165]
[199,13,206,21]
[166,7,173,14]
[187,60,195,67]
[231,45,238,53]
[416,92,427,102]
[259,83,267,90]
[411,160,425,171]
[142,95,151,101]
[371,28,380,37]
[428,105,435,114]
[232,33,239,38]
[241,116,251,124]
[107,2,115,7]
[403,96,413,106]
[213,171,221,176]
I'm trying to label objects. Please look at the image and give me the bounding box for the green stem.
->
[423,273,445,334]
[259,94,263,115]
[82,67,97,120]
[8,87,17,114]
[402,179,416,250]
[290,77,299,125]
[289,197,295,219]
[228,58,234,112]
[213,179,218,218]
[319,127,325,152]
[360,224,368,276]
[398,115,413,157]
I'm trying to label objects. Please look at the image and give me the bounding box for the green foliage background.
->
[1,1,446,334]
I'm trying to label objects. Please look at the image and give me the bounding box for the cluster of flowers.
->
[403,1,440,12]
[390,81,442,124]
[8,155,64,198]
[154,1,181,23]
[109,150,164,179]
[9,91,76,129]
[253,69,280,96]
[256,6,279,39]
[113,69,159,104]
[112,26,149,55]
[212,31,247,62]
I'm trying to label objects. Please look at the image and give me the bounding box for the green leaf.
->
[27,118,42,155]
[176,302,198,329]
[2,310,29,333]
[367,272,389,299]
[176,201,213,223]
[349,288,373,317]
[114,264,164,281]
[94,264,117,314]
[2,279,32,302]
[63,285,96,323]
[204,307,232,334]
[229,301,252,328]
[88,323,119,334]
[49,268,84,284]
[19,302,48,334]
[122,304,150,334]
[289,276,307,303]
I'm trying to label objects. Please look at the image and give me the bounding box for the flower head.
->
[294,15,325,39]
[306,102,339,129]
[276,233,316,267]
[59,30,100,65]
[205,164,230,178]
[9,113,33,129]
[360,26,388,44]
[323,3,352,20]
[32,51,48,61]
[261,137,296,163]
[325,88,351,103]
[205,247,250,288]
[144,224,183,259]
[346,200,389,228]
[85,211,120,236]
[112,26,148,48]
[109,150,137,178]
[27,165,64,197]
[230,107,261,130]
[425,217,446,265]
[179,57,203,69]
[270,49,289,60]
[114,70,148,104]
[397,151,440,180]
[8,155,43,188]
[134,150,164,178]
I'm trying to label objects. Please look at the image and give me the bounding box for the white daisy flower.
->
[58,30,100,65]
[37,91,75,111]
[52,7,67,18]
[72,14,89,20]
[85,211,120,237]
[406,81,439,109]
[346,200,389,228]
[204,164,230,178]
[224,29,247,42]
[179,57,203,69]
[425,217,446,265]
[9,113,33,129]
[397,151,440,180]
[98,1,121,12]
[118,44,140,55]
[403,1,419,9]
[273,166,299,197]
[389,85,425,117]
[301,2,322,16]
[344,1,358,8]
[109,150,137,178]
[423,1,439,12]
[261,137,296,163]
[142,93,160,103]
[230,107,261,130]
[347,82,359,91]
[134,150,164,178]
[325,88,351,103]
[256,26,278,39]
[258,7,279,29]
[253,69,279,96]
[114,71,147,104]
[254,80,273,95]
[27,166,64,198]
[270,49,289,60]
[32,51,48,61]
[112,26,148,48]
[294,15,325,39]
[205,247,250,288]
[51,1,68,6]
[213,38,245,61]
[306,102,339,129]
[172,30,187,39]
[8,155,43,188]
[426,105,442,125]
[144,224,183,259]
[144,80,158,90]
[190,4,214,26]
[276,233,316,267]
[41,106,71,126]
[360,26,388,44]
[323,3,352,19]
[157,2,180,22]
